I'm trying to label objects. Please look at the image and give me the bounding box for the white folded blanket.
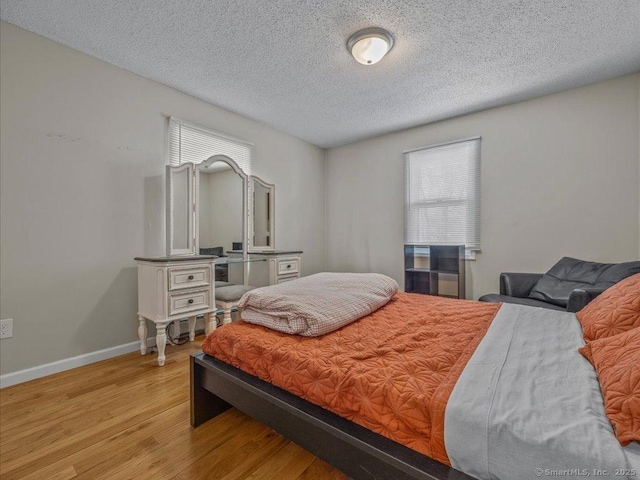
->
[238,272,399,336]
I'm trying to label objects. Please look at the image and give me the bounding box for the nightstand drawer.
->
[277,258,299,276]
[277,274,299,284]
[168,266,210,291]
[168,289,211,316]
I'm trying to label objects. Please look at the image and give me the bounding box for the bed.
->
[190,275,640,480]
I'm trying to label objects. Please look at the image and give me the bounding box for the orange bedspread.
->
[202,292,500,465]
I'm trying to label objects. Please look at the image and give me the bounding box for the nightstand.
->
[135,255,217,366]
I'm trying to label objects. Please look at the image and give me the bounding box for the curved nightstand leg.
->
[138,315,148,355]
[155,322,169,366]
[188,316,197,341]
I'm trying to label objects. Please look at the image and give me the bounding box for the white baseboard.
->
[0,317,212,389]
[0,340,149,388]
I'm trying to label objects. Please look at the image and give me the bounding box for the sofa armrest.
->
[500,273,544,298]
[566,288,605,313]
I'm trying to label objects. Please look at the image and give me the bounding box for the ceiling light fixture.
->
[347,27,394,66]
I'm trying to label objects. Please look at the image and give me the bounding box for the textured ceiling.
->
[1,1,640,148]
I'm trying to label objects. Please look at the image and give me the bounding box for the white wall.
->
[326,74,640,299]
[0,21,326,375]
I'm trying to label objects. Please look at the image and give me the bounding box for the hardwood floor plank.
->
[296,458,350,480]
[132,409,250,480]
[86,409,256,480]
[17,404,187,480]
[217,431,290,480]
[0,337,348,480]
[167,420,276,479]
[45,465,78,480]
[1,387,186,477]
[242,441,316,480]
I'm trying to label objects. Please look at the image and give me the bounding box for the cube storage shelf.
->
[404,245,466,299]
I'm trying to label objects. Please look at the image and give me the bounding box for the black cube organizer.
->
[404,245,466,299]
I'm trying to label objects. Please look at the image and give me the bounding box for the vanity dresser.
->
[137,134,302,365]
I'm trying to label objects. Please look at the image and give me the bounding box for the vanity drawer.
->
[168,289,211,316]
[277,274,299,284]
[277,258,299,276]
[168,266,210,291]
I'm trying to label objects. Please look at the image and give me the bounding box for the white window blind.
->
[404,137,481,251]
[168,117,252,174]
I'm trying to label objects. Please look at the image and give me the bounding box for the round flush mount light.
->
[347,27,394,65]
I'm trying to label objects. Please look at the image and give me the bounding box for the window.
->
[404,137,481,257]
[168,117,252,173]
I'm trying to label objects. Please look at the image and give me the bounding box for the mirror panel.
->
[166,163,194,255]
[250,176,275,251]
[196,155,249,284]
[172,168,189,249]
[198,162,244,254]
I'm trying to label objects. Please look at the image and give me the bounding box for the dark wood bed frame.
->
[191,352,475,480]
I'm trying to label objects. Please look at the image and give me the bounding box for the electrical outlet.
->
[0,319,13,339]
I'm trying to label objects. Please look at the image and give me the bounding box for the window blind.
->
[404,137,481,250]
[168,117,252,174]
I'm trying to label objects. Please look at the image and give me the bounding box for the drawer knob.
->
[188,275,194,280]
[287,265,291,269]
[188,299,194,304]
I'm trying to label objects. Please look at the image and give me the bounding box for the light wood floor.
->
[0,337,349,480]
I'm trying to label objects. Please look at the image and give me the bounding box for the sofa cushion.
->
[529,257,640,308]
[478,293,565,311]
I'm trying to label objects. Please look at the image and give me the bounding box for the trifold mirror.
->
[166,156,275,259]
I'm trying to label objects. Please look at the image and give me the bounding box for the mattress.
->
[202,292,499,464]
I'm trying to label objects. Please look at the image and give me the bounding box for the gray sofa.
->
[479,257,640,312]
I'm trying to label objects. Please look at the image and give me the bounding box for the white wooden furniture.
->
[138,151,304,366]
[228,250,303,287]
[263,251,302,284]
[135,255,217,366]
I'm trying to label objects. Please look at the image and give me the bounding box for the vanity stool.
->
[215,284,257,324]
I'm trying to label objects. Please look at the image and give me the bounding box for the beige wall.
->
[326,74,640,299]
[0,22,326,375]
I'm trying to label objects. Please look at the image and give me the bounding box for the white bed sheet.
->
[626,443,640,472]
[445,303,638,480]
